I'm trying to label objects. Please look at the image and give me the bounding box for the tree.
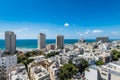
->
[59,63,78,80]
[76,58,89,73]
[46,52,59,58]
[80,58,89,68]
[111,50,120,61]
[95,60,104,66]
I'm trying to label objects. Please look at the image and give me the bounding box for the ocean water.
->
[0,39,119,50]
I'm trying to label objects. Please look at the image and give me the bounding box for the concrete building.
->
[10,64,29,80]
[0,52,17,80]
[38,33,46,49]
[85,65,99,80]
[49,62,61,80]
[85,62,120,80]
[56,34,64,49]
[99,62,120,80]
[46,44,55,50]
[96,37,109,43]
[30,65,50,80]
[5,31,16,53]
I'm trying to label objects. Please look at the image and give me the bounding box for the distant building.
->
[79,38,86,43]
[5,31,16,53]
[96,37,109,43]
[38,33,46,49]
[56,34,64,49]
[46,44,55,50]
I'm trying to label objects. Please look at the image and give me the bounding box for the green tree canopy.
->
[59,63,78,80]
[95,60,104,66]
[111,50,120,61]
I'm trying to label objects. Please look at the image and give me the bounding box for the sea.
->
[0,39,119,50]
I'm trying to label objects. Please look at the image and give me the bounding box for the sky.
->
[0,0,120,39]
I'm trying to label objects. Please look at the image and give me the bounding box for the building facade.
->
[96,37,109,43]
[38,33,46,49]
[56,34,64,49]
[5,31,16,53]
[0,53,17,80]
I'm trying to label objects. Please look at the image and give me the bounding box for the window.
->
[101,73,107,76]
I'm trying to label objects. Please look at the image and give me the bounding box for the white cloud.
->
[77,30,90,36]
[39,29,48,32]
[64,23,70,27]
[111,31,119,35]
[84,30,91,35]
[92,30,103,33]
[0,32,4,39]
[14,27,28,33]
[0,32,4,35]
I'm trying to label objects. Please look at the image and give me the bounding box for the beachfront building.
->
[0,52,17,80]
[56,34,64,49]
[38,33,46,49]
[10,63,29,80]
[96,37,109,43]
[5,31,16,53]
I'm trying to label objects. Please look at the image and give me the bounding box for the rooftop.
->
[31,65,49,79]
[10,63,29,80]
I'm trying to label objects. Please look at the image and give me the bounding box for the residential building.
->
[38,33,46,49]
[56,34,64,49]
[5,31,16,53]
[46,44,55,50]
[29,65,50,80]
[99,62,120,80]
[10,63,29,80]
[96,37,109,43]
[0,52,17,80]
[85,65,99,80]
[85,62,120,80]
[49,62,61,80]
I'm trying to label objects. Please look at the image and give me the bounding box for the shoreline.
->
[0,39,120,51]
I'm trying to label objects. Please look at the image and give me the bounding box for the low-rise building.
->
[30,65,50,80]
[0,52,17,80]
[10,63,29,80]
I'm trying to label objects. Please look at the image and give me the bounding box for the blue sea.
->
[0,39,119,50]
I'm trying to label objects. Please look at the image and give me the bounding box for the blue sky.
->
[0,0,120,39]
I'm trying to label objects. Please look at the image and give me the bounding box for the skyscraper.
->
[38,33,46,49]
[56,34,64,49]
[5,31,16,53]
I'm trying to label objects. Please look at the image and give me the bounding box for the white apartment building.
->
[10,63,29,80]
[5,31,16,53]
[38,33,46,49]
[56,34,64,49]
[30,65,50,80]
[99,62,120,80]
[85,65,98,80]
[85,62,120,80]
[49,62,61,80]
[0,53,17,80]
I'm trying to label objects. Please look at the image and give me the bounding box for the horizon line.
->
[0,38,120,40]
